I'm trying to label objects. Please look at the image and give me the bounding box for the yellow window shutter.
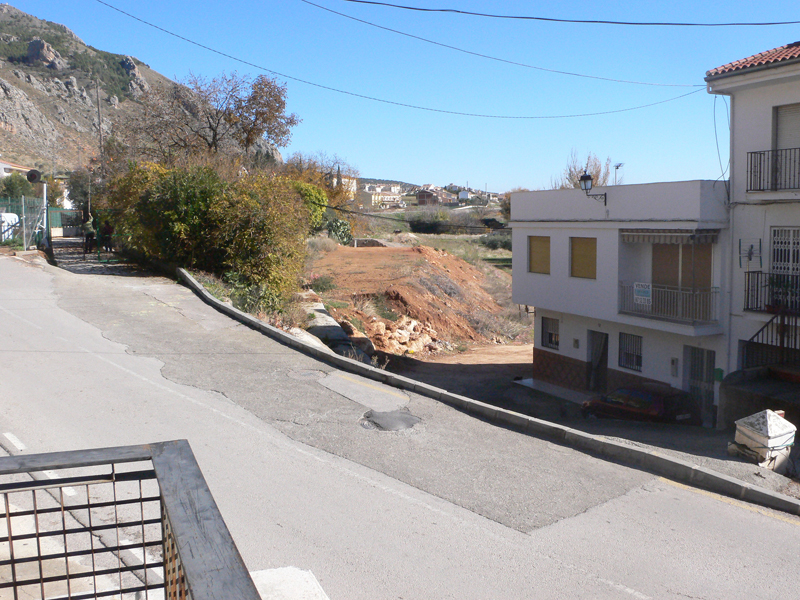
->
[570,237,597,279]
[528,236,550,274]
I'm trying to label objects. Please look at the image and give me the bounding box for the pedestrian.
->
[100,221,114,252]
[82,213,95,253]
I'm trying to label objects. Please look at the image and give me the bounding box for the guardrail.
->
[0,440,260,600]
[747,147,800,192]
[619,282,719,324]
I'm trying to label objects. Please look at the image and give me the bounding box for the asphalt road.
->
[1,252,799,600]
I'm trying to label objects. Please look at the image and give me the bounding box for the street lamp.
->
[579,171,607,206]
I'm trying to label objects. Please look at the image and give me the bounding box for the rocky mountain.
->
[0,4,280,174]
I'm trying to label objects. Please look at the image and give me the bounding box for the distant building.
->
[0,159,35,178]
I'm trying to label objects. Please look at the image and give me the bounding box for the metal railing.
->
[747,147,800,191]
[744,271,800,314]
[0,197,47,249]
[619,282,719,324]
[0,440,260,600]
[742,311,800,368]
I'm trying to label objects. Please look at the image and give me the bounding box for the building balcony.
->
[744,271,800,314]
[619,281,720,324]
[747,148,800,192]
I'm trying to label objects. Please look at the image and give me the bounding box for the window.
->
[619,332,642,371]
[528,236,550,274]
[776,103,800,150]
[541,317,559,350]
[771,227,800,275]
[570,237,597,279]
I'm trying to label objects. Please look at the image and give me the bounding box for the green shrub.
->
[480,231,512,251]
[311,274,336,293]
[326,218,352,245]
[292,182,327,230]
[104,164,310,310]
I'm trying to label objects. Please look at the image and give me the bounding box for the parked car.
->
[581,383,699,425]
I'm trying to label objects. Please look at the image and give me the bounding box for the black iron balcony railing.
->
[742,311,800,368]
[747,147,800,192]
[619,282,719,324]
[744,271,800,314]
[0,440,261,600]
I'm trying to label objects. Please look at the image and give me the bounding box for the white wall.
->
[512,224,620,321]
[708,61,800,203]
[511,180,728,225]
[536,310,727,393]
[708,61,800,373]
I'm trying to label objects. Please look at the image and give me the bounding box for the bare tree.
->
[231,75,300,152]
[552,150,612,190]
[121,72,300,164]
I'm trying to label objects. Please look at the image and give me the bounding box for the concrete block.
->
[493,408,531,431]
[690,466,748,499]
[411,381,444,400]
[640,451,696,482]
[740,485,800,516]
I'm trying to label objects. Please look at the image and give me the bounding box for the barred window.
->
[541,317,559,350]
[619,332,642,371]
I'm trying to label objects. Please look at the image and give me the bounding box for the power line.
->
[340,0,800,27]
[300,0,701,87]
[94,0,704,119]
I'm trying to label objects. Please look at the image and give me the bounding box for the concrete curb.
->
[177,268,800,517]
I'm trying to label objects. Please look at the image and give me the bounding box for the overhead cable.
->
[94,0,703,119]
[300,0,701,87]
[340,0,800,27]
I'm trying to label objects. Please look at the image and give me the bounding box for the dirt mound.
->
[308,245,505,354]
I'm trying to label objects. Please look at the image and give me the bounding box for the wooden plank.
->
[0,443,154,475]
[150,440,261,600]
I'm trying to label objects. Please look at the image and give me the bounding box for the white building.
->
[705,42,800,426]
[511,41,800,428]
[0,159,35,178]
[511,181,729,426]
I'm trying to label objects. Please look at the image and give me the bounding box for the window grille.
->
[541,317,559,350]
[771,227,800,275]
[619,332,643,371]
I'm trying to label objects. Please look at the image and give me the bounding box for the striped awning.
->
[620,229,720,244]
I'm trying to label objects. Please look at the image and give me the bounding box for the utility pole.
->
[95,78,103,178]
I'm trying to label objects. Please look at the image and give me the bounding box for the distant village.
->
[346,177,500,211]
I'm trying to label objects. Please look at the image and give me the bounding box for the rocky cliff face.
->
[0,5,282,173]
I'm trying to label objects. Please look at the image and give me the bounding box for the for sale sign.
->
[634,282,652,305]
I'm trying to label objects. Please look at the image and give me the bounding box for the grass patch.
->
[310,274,336,293]
[324,300,349,310]
[350,316,365,333]
[374,294,398,321]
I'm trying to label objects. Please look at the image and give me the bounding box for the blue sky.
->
[15,0,800,191]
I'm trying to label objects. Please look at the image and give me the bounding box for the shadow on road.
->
[386,351,741,464]
[51,237,154,278]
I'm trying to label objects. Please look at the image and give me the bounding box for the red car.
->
[581,384,699,424]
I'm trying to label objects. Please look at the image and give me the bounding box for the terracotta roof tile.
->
[706,41,800,78]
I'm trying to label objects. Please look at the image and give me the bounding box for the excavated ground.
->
[307,244,523,358]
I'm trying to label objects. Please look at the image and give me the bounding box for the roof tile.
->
[706,41,800,77]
